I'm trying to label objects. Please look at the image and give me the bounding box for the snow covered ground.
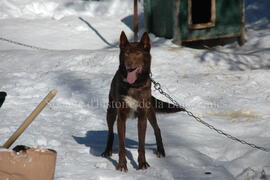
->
[0,0,270,179]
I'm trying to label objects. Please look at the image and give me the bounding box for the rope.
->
[0,37,52,51]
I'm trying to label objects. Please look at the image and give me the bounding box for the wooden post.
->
[134,0,139,42]
[173,0,181,45]
[238,0,245,46]
[2,90,57,149]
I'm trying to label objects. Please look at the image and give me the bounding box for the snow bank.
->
[0,0,139,20]
[1,0,269,27]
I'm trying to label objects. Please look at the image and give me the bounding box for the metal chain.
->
[149,73,270,152]
[0,37,51,51]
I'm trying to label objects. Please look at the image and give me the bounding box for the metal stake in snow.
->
[2,90,57,149]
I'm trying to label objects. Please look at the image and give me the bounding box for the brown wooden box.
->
[0,147,56,180]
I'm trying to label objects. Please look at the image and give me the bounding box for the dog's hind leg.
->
[101,101,117,157]
[148,106,166,158]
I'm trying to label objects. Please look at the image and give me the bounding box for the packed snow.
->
[0,0,270,179]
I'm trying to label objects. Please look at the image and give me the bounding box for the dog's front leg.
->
[137,109,150,170]
[117,107,128,172]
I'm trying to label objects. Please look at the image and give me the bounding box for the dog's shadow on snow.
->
[73,131,138,168]
[73,130,155,169]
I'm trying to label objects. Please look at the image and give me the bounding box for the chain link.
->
[150,73,270,152]
[0,37,51,51]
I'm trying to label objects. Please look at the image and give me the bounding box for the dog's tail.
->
[151,96,185,113]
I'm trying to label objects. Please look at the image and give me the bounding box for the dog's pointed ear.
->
[140,32,151,51]
[120,31,129,49]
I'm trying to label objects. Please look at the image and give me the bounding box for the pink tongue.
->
[127,68,138,84]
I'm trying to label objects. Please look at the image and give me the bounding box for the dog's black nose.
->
[0,91,7,108]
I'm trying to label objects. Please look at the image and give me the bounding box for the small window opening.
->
[188,0,216,29]
[192,0,211,24]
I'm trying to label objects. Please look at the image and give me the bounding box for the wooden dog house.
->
[144,0,245,45]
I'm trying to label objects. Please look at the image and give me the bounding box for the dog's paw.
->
[117,163,128,172]
[156,148,166,158]
[156,151,165,158]
[101,150,112,157]
[138,162,150,170]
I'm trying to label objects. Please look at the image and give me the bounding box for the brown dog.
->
[101,31,184,172]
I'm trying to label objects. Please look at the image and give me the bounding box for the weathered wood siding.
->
[144,0,244,43]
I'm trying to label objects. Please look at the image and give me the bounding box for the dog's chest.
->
[123,96,139,111]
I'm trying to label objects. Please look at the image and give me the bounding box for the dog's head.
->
[119,31,151,85]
